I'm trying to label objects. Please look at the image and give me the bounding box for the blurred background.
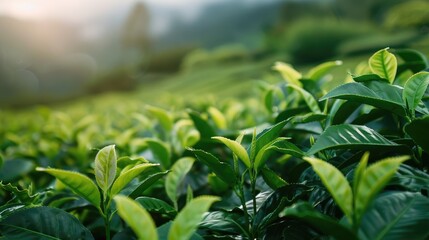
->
[0,0,428,107]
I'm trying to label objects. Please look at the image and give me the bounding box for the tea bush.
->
[1,48,429,240]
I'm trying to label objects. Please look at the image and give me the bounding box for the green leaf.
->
[369,48,397,83]
[404,115,429,152]
[287,85,321,113]
[359,192,429,240]
[307,124,399,155]
[208,107,227,129]
[266,139,305,158]
[253,185,309,231]
[0,159,34,182]
[110,163,159,196]
[306,60,342,81]
[320,82,406,116]
[0,206,94,240]
[254,137,289,171]
[403,72,429,117]
[199,210,248,236]
[94,144,117,195]
[212,136,250,168]
[352,152,369,198]
[146,105,173,132]
[129,170,169,199]
[0,154,3,168]
[114,195,158,240]
[135,197,177,218]
[280,202,357,240]
[261,167,287,190]
[165,157,195,207]
[354,156,409,225]
[188,148,236,186]
[144,139,171,170]
[272,62,302,86]
[352,74,389,83]
[303,157,353,223]
[36,168,101,208]
[253,120,288,156]
[188,110,216,139]
[330,101,361,125]
[394,48,429,74]
[0,182,38,204]
[168,196,220,240]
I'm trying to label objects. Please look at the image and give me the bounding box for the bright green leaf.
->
[307,124,399,155]
[353,152,369,198]
[208,107,227,129]
[306,60,342,81]
[94,145,117,195]
[403,72,429,117]
[165,157,195,207]
[212,136,250,168]
[168,196,220,240]
[146,105,173,132]
[114,195,158,240]
[129,170,169,199]
[261,167,287,190]
[354,156,409,225]
[272,62,302,86]
[36,167,101,208]
[110,163,159,196]
[303,157,353,223]
[369,48,397,83]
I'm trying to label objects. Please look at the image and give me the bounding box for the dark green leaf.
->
[0,182,38,204]
[252,120,288,156]
[261,167,287,190]
[352,74,389,83]
[359,192,429,240]
[320,82,406,116]
[188,110,216,139]
[0,206,94,240]
[280,202,356,240]
[135,197,177,218]
[394,48,429,74]
[267,140,305,158]
[199,210,248,236]
[0,159,34,182]
[331,101,361,125]
[307,124,399,155]
[287,85,321,113]
[144,139,171,170]
[253,185,310,231]
[404,115,429,152]
[157,222,204,240]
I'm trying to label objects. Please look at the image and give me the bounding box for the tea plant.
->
[1,47,429,239]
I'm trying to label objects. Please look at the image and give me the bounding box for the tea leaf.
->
[135,196,177,218]
[212,136,250,168]
[404,115,429,152]
[114,195,158,240]
[165,157,195,207]
[189,148,236,186]
[272,62,302,86]
[94,145,117,195]
[354,156,409,225]
[110,163,159,196]
[307,124,399,155]
[36,167,101,208]
[306,60,342,81]
[287,85,321,113]
[168,196,220,240]
[369,48,397,83]
[0,206,94,240]
[304,157,353,223]
[403,72,429,118]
